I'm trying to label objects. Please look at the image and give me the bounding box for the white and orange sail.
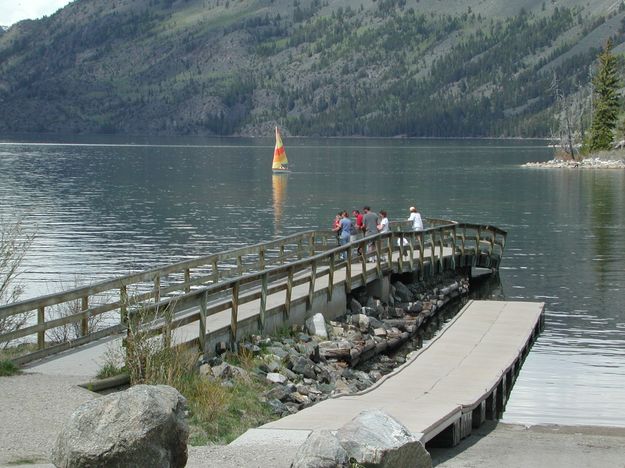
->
[272,126,289,173]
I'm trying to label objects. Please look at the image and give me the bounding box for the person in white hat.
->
[408,206,423,231]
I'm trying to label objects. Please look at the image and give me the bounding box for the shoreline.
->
[523,156,625,169]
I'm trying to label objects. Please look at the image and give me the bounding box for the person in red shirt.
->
[351,209,364,255]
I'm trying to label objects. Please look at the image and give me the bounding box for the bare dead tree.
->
[0,218,35,348]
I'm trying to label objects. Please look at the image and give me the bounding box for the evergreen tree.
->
[589,39,620,151]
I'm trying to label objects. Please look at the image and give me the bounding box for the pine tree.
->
[589,39,620,152]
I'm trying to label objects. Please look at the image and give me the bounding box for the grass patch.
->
[103,305,276,445]
[184,369,274,445]
[96,361,126,380]
[0,359,20,377]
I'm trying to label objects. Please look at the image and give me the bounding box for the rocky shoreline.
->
[523,156,625,169]
[200,272,470,419]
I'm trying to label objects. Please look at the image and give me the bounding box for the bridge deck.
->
[239,300,544,445]
[25,246,452,377]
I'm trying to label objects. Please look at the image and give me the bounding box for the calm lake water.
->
[1,135,624,428]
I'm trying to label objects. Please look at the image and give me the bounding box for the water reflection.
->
[272,173,288,236]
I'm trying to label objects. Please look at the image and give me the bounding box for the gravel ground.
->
[3,375,625,468]
[0,372,95,466]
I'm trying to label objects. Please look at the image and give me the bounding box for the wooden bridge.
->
[1,219,506,370]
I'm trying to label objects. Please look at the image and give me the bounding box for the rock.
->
[291,430,349,468]
[350,298,363,315]
[297,332,313,342]
[211,363,249,381]
[408,301,423,314]
[52,385,188,468]
[267,399,289,416]
[362,306,380,318]
[388,307,406,318]
[214,341,228,355]
[351,313,370,332]
[288,392,311,406]
[373,327,387,337]
[337,409,431,468]
[198,364,213,377]
[306,313,328,338]
[393,281,414,302]
[265,385,291,402]
[266,372,288,384]
[296,342,321,362]
[266,346,289,359]
[207,356,223,367]
[241,342,261,355]
[282,367,299,381]
[289,355,317,379]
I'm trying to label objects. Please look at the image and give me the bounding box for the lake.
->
[0,134,624,428]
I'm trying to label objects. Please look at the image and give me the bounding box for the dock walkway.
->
[235,300,545,448]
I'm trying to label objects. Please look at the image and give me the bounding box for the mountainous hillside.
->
[0,0,623,137]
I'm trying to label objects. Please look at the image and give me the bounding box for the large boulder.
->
[291,430,349,468]
[336,409,431,468]
[392,281,414,302]
[306,312,328,338]
[52,384,188,468]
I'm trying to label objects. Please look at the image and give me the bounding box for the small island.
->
[525,39,625,170]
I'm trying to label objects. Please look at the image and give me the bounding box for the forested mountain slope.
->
[0,0,623,137]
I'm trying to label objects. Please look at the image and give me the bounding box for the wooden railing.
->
[0,219,506,364]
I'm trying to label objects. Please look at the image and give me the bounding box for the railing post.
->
[230,281,240,351]
[236,255,243,276]
[451,225,457,269]
[360,240,367,284]
[199,291,207,354]
[386,233,394,270]
[308,260,317,309]
[309,233,315,257]
[438,229,444,269]
[408,232,415,270]
[184,268,191,293]
[346,247,352,293]
[162,304,172,349]
[120,285,128,325]
[375,237,382,278]
[285,266,294,318]
[397,231,404,272]
[212,259,219,284]
[81,296,89,337]
[279,244,285,264]
[37,306,45,350]
[259,247,265,271]
[327,254,335,301]
[297,238,303,259]
[153,274,161,306]
[429,231,436,272]
[418,232,424,271]
[259,272,268,333]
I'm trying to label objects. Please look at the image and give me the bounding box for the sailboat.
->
[272,126,289,173]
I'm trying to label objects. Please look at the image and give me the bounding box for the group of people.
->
[332,206,423,258]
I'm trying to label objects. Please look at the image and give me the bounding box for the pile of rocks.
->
[201,273,470,418]
[523,157,625,169]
